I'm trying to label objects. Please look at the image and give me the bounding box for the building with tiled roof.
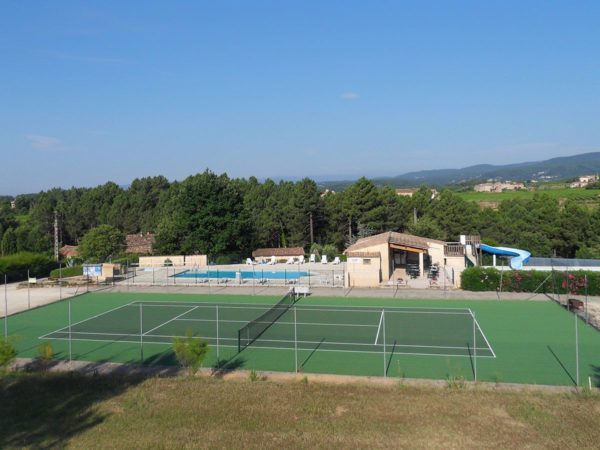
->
[344,232,467,288]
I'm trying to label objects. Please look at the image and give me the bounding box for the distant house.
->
[395,188,439,199]
[10,200,16,209]
[125,232,155,254]
[569,175,598,188]
[474,182,525,192]
[59,245,79,258]
[320,189,336,197]
[395,188,418,197]
[252,247,305,263]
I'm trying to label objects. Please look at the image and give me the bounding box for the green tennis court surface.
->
[4,292,600,386]
[39,301,494,358]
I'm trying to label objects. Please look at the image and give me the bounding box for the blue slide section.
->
[479,244,531,270]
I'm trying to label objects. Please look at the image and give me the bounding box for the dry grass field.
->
[2,371,599,449]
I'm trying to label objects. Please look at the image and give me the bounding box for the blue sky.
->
[1,1,599,194]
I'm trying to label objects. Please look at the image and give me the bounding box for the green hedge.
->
[461,267,600,295]
[0,252,58,282]
[49,265,83,279]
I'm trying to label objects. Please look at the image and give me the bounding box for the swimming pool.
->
[174,270,312,280]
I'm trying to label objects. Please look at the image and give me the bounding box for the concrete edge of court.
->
[9,357,597,395]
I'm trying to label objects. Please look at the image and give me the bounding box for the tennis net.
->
[238,290,295,351]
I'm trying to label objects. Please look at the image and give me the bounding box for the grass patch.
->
[1,372,600,448]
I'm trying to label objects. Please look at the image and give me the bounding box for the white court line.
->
[174,318,379,328]
[473,316,496,358]
[374,310,384,344]
[129,301,471,314]
[39,301,137,338]
[142,306,199,336]
[40,335,496,359]
[41,329,494,354]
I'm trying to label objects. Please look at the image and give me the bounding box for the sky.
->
[1,1,600,194]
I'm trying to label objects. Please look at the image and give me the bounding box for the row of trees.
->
[1,170,599,262]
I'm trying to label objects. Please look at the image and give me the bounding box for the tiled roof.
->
[344,232,447,254]
[59,245,79,258]
[252,247,305,257]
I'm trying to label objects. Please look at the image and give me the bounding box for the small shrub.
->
[0,339,17,369]
[172,329,209,375]
[37,341,54,369]
[446,375,466,390]
[299,376,308,385]
[249,369,266,382]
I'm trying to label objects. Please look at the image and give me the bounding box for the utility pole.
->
[54,210,59,262]
[309,212,314,244]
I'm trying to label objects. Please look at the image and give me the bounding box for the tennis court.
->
[39,295,495,366]
[4,291,599,385]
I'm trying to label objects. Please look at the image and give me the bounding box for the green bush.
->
[461,267,600,295]
[0,252,58,282]
[49,265,83,279]
[37,342,54,370]
[0,339,17,369]
[172,329,209,375]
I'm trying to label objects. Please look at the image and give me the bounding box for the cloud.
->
[340,92,360,100]
[47,51,127,64]
[25,135,67,152]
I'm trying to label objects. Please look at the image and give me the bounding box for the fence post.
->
[140,303,144,364]
[585,275,589,324]
[294,306,298,373]
[216,305,220,360]
[472,310,477,382]
[27,269,31,309]
[382,309,386,377]
[575,313,580,387]
[4,274,7,339]
[68,297,72,364]
[59,263,62,300]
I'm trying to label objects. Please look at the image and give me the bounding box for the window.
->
[363,259,371,265]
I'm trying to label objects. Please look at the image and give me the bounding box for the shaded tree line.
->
[1,171,599,260]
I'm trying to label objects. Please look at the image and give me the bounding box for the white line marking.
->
[473,316,496,358]
[174,318,378,328]
[41,301,136,336]
[129,301,470,314]
[38,336,496,358]
[374,310,384,344]
[41,330,493,353]
[142,306,199,336]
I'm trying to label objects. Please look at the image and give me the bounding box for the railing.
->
[444,243,465,257]
[463,235,481,246]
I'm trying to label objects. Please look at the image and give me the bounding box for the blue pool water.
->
[174,270,312,280]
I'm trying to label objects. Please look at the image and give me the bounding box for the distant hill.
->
[319,152,600,190]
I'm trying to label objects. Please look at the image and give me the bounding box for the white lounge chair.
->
[332,256,341,265]
[321,255,328,264]
[246,258,256,265]
[298,255,305,264]
[286,257,295,264]
[269,256,277,265]
[309,254,316,264]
